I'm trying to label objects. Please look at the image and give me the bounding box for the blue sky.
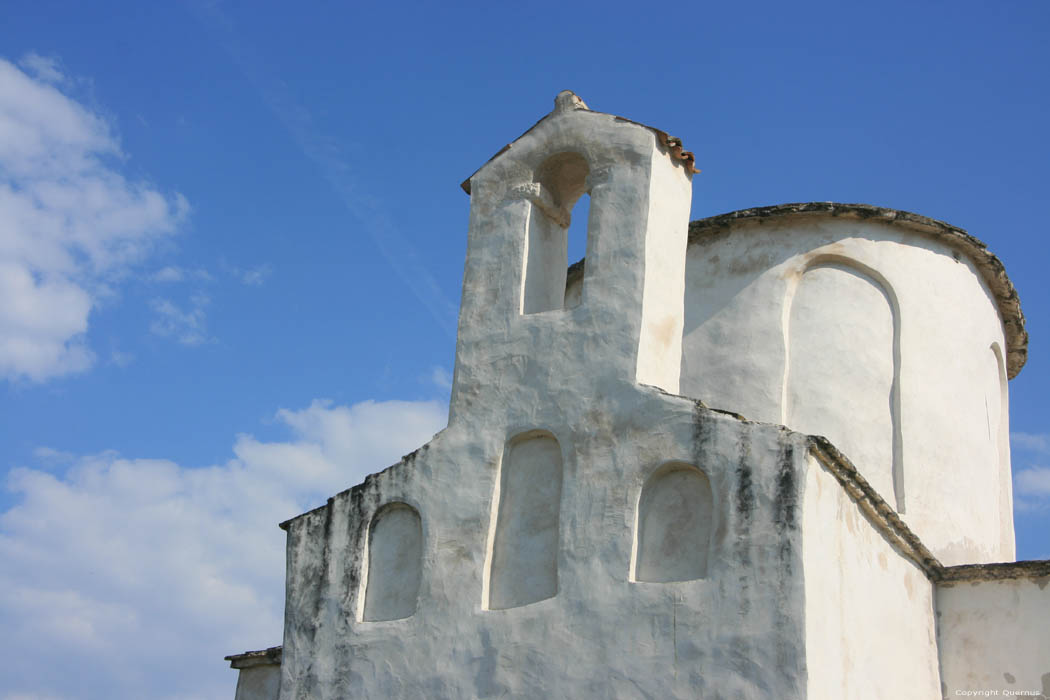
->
[1,1,1048,697]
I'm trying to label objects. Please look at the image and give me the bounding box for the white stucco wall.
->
[682,215,1013,564]
[802,453,941,699]
[937,574,1050,698]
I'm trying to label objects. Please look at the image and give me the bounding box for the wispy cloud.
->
[231,263,271,286]
[151,266,184,283]
[31,446,75,466]
[1012,432,1050,512]
[0,398,446,699]
[1016,467,1050,497]
[430,365,453,391]
[150,266,212,284]
[1012,432,1050,455]
[18,52,64,84]
[109,348,135,367]
[187,2,457,336]
[149,293,211,346]
[0,57,187,382]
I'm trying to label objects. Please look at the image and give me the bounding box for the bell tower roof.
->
[459,91,699,194]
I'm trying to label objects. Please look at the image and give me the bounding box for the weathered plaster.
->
[278,393,816,699]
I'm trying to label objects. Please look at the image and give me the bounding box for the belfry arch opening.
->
[520,152,590,314]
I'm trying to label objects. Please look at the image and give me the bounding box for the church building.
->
[226,92,1050,699]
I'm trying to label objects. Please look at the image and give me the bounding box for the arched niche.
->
[784,260,903,510]
[486,431,563,609]
[520,152,590,314]
[361,502,423,622]
[633,462,714,583]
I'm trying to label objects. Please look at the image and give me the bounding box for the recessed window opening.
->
[521,152,589,314]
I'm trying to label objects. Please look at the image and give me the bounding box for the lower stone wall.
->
[227,647,282,700]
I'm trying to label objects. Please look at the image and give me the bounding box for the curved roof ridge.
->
[688,202,1027,377]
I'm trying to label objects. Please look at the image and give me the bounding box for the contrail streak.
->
[187,0,458,337]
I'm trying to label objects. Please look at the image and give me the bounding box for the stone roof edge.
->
[459,96,697,195]
[278,433,443,531]
[225,645,282,668]
[807,436,945,579]
[938,560,1050,585]
[808,436,1050,584]
[688,202,1028,378]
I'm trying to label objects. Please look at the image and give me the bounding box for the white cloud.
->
[0,397,447,700]
[149,294,210,346]
[0,57,187,382]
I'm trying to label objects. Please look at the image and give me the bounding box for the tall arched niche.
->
[360,502,423,622]
[632,462,714,583]
[783,259,904,511]
[485,430,564,609]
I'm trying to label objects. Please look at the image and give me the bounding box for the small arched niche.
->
[520,152,590,314]
[486,431,563,609]
[361,502,423,622]
[633,462,714,583]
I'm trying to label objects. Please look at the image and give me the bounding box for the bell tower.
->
[449,91,696,425]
